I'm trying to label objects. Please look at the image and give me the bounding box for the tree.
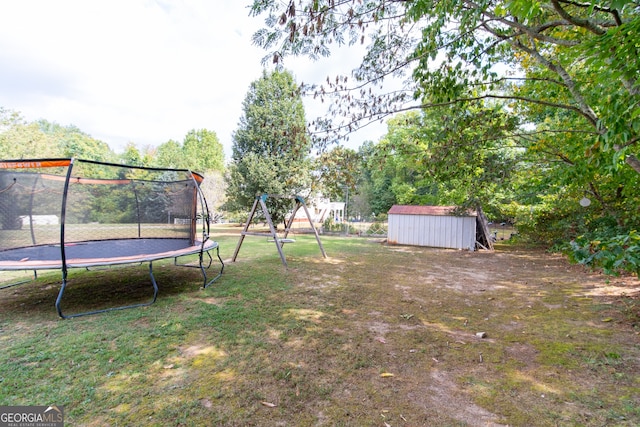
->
[182,129,225,173]
[154,139,185,169]
[119,143,146,167]
[313,145,361,199]
[37,120,115,161]
[225,69,313,225]
[199,170,226,222]
[0,110,60,159]
[250,0,639,174]
[152,131,226,218]
[154,130,224,173]
[0,109,115,161]
[356,140,399,217]
[353,103,520,222]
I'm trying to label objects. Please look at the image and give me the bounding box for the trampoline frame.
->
[0,158,224,318]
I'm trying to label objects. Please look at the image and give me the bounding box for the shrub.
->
[566,229,640,277]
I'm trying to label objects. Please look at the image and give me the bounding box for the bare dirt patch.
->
[280,240,640,426]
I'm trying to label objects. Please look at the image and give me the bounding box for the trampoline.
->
[0,158,224,318]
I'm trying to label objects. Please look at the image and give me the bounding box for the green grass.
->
[1,226,639,426]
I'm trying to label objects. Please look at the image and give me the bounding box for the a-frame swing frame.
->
[231,194,327,267]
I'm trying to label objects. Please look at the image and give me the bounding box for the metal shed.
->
[387,205,478,250]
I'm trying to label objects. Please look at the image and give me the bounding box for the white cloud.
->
[0,0,385,159]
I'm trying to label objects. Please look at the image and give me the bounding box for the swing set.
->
[231,194,327,267]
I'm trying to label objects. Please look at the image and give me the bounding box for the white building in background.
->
[288,197,346,224]
[21,215,59,226]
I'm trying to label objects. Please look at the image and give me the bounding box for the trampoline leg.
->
[55,263,159,319]
[202,245,224,289]
[0,270,38,290]
[174,245,224,289]
[55,274,68,319]
[147,261,160,304]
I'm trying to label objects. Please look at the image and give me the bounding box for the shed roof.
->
[388,205,477,217]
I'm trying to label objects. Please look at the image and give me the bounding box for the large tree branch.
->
[613,138,640,174]
[623,155,640,174]
[550,0,608,34]
[617,135,640,150]
[557,0,623,25]
[309,93,588,137]
[464,0,580,47]
[481,23,601,127]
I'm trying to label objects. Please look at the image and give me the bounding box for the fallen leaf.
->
[261,401,277,408]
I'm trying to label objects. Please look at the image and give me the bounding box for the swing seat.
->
[268,238,296,243]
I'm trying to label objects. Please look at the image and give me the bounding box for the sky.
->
[0,0,387,159]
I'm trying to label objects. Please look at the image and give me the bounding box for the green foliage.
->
[404,0,640,174]
[181,129,225,172]
[356,106,521,217]
[321,217,363,234]
[119,143,147,167]
[225,70,313,225]
[152,129,225,173]
[0,107,229,229]
[579,13,640,153]
[568,230,640,276]
[0,107,224,176]
[313,146,361,200]
[0,109,115,161]
[232,70,310,162]
[226,153,313,225]
[322,217,343,232]
[365,221,387,236]
[154,139,183,168]
[37,120,115,161]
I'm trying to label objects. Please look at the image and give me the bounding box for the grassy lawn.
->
[1,225,639,426]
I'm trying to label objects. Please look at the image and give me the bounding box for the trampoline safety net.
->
[0,158,204,251]
[0,158,223,318]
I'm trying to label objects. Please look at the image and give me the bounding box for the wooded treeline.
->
[0,107,227,214]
